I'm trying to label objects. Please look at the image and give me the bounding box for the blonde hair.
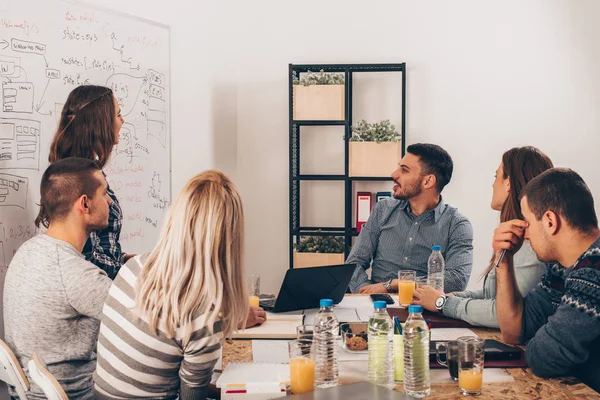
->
[135,170,248,341]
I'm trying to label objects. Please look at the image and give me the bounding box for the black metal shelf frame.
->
[289,63,406,268]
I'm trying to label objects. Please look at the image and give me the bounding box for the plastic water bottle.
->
[403,305,430,398]
[314,299,339,388]
[368,301,394,388]
[427,245,445,291]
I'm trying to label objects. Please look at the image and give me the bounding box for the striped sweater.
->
[93,254,223,399]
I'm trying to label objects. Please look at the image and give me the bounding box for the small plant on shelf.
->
[293,69,345,86]
[349,119,401,143]
[294,235,345,253]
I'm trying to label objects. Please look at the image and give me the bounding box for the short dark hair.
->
[520,168,598,233]
[35,157,103,228]
[407,143,454,192]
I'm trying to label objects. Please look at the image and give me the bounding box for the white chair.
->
[0,339,29,400]
[27,352,68,400]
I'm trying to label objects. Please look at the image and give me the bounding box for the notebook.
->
[216,362,289,387]
[286,381,409,399]
[233,313,303,339]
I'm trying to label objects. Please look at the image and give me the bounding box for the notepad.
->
[430,328,478,341]
[233,313,303,339]
[216,362,290,387]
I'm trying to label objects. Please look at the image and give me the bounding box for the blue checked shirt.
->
[83,185,124,280]
[347,197,473,293]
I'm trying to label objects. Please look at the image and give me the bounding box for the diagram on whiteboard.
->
[0,1,171,274]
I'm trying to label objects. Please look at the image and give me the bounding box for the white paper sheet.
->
[430,328,478,342]
[303,307,360,325]
[252,340,291,364]
[430,368,514,383]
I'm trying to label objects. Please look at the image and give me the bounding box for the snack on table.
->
[345,334,368,351]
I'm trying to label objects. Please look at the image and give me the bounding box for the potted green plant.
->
[293,234,345,268]
[293,70,345,121]
[349,119,402,177]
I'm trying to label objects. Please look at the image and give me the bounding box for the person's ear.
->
[77,194,91,216]
[505,179,510,194]
[423,174,437,190]
[543,210,559,235]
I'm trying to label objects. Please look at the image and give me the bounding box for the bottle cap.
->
[432,245,441,251]
[320,299,333,307]
[408,305,423,313]
[373,301,387,309]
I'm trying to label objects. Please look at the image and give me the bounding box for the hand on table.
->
[412,285,445,312]
[358,283,387,294]
[244,306,267,329]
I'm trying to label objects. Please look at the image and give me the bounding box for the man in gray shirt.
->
[4,158,113,399]
[348,143,473,294]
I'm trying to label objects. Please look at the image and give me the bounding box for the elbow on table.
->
[500,331,521,345]
[527,352,565,379]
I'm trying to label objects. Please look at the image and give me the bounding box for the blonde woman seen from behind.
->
[94,171,249,399]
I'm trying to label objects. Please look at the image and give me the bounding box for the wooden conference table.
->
[222,296,598,399]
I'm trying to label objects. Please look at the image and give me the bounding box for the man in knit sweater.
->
[3,158,112,399]
[494,168,600,392]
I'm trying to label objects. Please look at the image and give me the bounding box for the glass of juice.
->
[288,340,315,394]
[457,336,484,395]
[248,274,260,307]
[397,270,416,307]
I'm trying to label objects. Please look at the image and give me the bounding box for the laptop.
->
[263,264,356,313]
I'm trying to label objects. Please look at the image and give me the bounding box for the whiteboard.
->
[0,1,171,275]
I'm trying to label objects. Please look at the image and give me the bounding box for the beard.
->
[393,180,422,200]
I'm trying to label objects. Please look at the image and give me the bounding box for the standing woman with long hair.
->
[413,146,553,327]
[94,170,249,399]
[37,85,130,279]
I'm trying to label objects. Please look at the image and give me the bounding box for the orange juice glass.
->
[288,340,315,394]
[459,369,483,392]
[398,271,416,306]
[248,274,260,307]
[249,296,260,307]
[457,336,484,395]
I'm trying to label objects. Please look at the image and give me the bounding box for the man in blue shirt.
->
[347,143,473,294]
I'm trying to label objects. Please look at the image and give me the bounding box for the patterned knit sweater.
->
[521,237,600,393]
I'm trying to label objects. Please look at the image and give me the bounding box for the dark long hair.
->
[49,85,116,168]
[482,146,554,279]
[39,85,115,227]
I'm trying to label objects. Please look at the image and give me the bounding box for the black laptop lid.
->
[272,264,356,313]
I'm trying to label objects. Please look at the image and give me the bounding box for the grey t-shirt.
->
[3,234,111,399]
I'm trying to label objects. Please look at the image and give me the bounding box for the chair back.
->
[27,352,68,400]
[0,339,29,400]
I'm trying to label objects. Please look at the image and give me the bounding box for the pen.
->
[494,249,507,268]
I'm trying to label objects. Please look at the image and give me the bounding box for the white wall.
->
[82,0,600,295]
[2,1,600,397]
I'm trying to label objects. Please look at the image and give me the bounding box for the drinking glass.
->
[457,337,484,395]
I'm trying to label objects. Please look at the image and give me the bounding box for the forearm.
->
[348,265,371,293]
[495,256,524,343]
[442,296,499,328]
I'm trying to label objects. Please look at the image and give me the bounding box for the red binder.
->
[356,192,373,233]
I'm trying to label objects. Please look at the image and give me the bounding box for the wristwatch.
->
[435,295,448,311]
[382,278,393,292]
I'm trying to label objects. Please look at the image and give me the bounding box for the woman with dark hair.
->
[412,146,553,327]
[37,85,130,279]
